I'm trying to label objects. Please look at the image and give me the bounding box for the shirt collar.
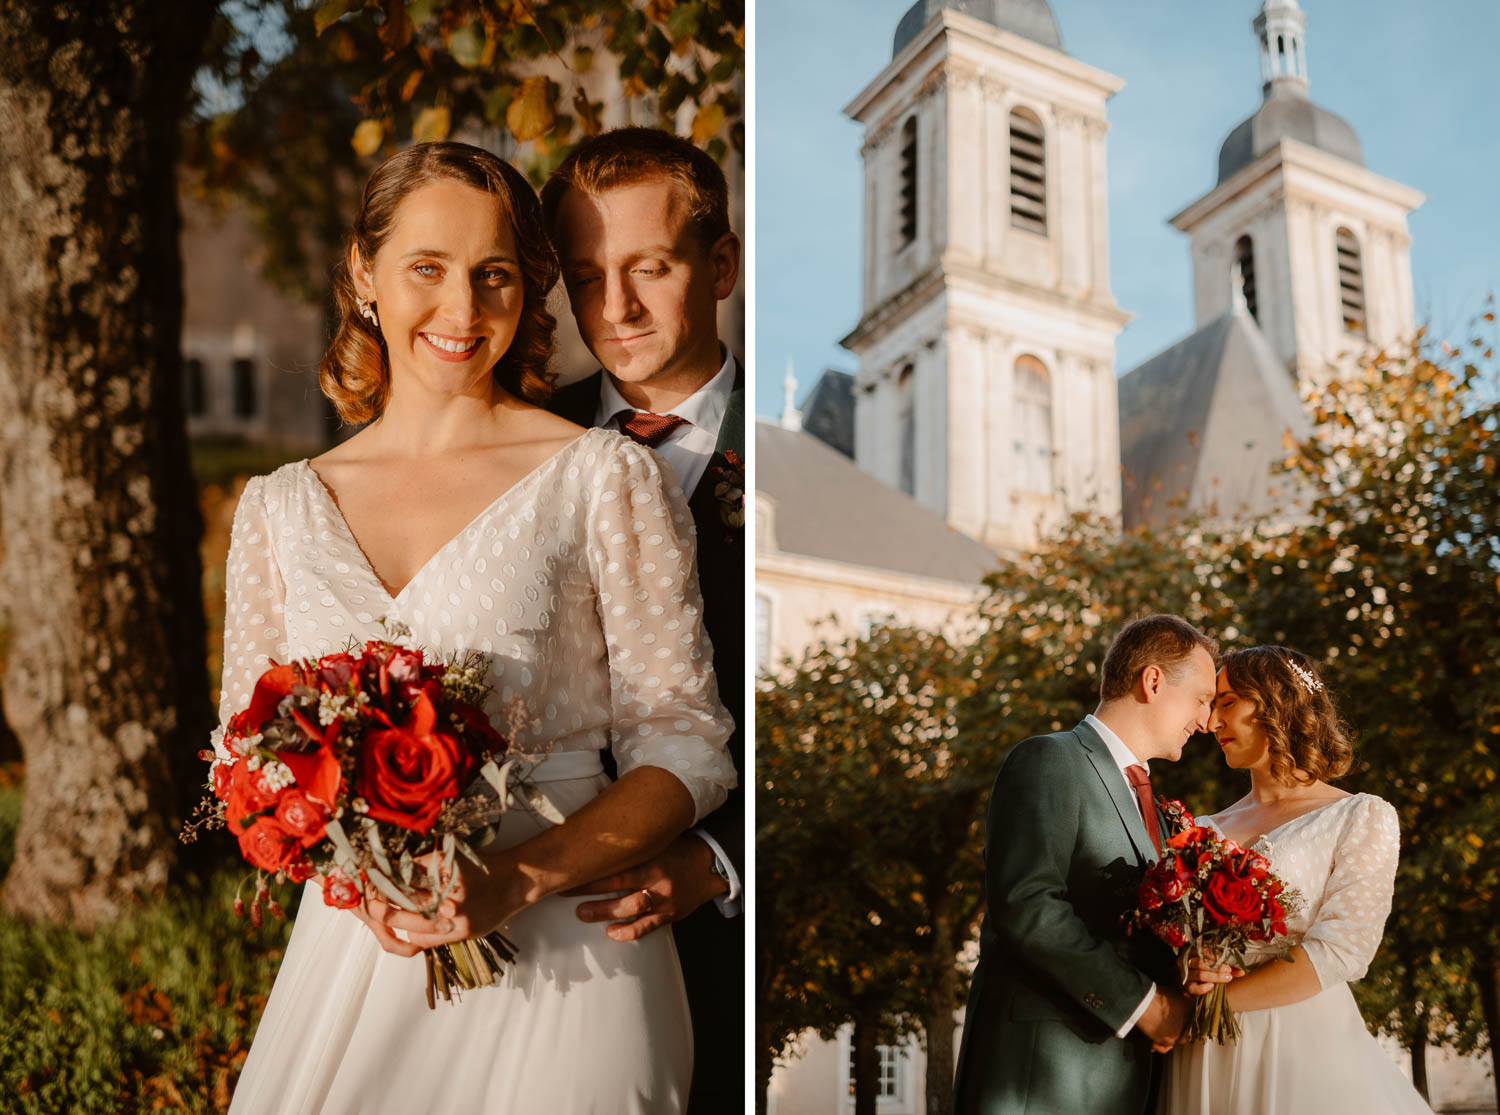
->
[1085,713,1148,775]
[598,345,735,430]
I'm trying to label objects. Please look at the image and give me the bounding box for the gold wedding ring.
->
[639,888,656,912]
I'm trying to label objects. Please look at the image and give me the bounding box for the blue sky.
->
[752,0,1500,417]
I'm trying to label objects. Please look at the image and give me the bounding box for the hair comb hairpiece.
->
[1286,657,1324,695]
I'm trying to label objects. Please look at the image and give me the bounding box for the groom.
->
[954,614,1218,1114]
[541,126,745,1113]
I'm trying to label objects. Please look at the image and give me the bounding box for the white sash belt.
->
[522,750,605,782]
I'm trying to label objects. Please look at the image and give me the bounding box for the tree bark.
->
[851,1011,879,1115]
[925,893,958,1115]
[0,2,216,927]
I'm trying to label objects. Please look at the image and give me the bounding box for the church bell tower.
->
[842,0,1128,555]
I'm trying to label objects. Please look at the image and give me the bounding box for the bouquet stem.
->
[424,930,518,1008]
[1185,981,1240,1043]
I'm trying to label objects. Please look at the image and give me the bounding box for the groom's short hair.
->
[1099,615,1218,701]
[541,126,732,252]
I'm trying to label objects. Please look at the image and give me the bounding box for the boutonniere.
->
[1156,795,1196,838]
[711,450,745,540]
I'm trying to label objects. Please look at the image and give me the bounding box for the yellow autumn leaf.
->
[1466,833,1484,849]
[351,118,384,156]
[507,77,555,143]
[412,105,451,143]
[691,102,725,145]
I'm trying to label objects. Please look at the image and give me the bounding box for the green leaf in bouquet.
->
[454,836,487,871]
[364,863,419,911]
[363,816,396,880]
[400,848,415,886]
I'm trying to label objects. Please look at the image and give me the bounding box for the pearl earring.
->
[357,298,379,328]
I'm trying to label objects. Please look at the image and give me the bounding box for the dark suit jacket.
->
[549,364,745,1112]
[953,721,1176,1115]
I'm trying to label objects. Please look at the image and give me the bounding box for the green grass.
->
[0,783,296,1114]
[189,437,308,491]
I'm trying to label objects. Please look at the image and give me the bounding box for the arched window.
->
[1335,226,1366,335]
[1012,356,1053,494]
[1008,108,1047,235]
[897,117,918,249]
[897,364,916,497]
[1234,235,1259,323]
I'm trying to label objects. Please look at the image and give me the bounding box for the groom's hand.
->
[1135,987,1190,1053]
[565,832,728,941]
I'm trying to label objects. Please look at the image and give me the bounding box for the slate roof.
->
[1218,88,1363,183]
[1118,309,1312,531]
[757,419,997,584]
[800,369,855,459]
[892,0,1063,57]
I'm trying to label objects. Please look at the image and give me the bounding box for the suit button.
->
[1084,993,1103,1009]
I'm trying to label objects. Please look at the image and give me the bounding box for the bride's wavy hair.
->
[1219,646,1354,786]
[321,142,560,424]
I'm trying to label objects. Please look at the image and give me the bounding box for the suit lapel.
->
[1074,721,1156,865]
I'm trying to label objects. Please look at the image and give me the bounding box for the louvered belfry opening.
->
[1335,226,1366,335]
[1008,109,1047,235]
[1234,234,1259,323]
[898,117,918,249]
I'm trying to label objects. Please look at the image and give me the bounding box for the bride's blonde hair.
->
[321,142,559,424]
[1219,646,1354,786]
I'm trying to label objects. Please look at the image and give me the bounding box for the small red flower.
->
[237,816,298,873]
[322,868,362,910]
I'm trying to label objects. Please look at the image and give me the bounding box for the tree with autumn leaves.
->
[757,320,1499,1109]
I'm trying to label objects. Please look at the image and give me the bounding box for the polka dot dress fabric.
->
[220,428,733,1115]
[1164,795,1433,1114]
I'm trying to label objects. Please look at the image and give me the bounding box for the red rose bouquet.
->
[1124,812,1302,1042]
[192,622,561,1008]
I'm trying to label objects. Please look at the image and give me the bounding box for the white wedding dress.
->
[1162,793,1431,1115]
[216,428,736,1115]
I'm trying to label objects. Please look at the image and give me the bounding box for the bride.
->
[218,141,736,1114]
[1163,645,1430,1114]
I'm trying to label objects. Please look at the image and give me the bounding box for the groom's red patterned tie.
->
[618,410,688,449]
[1125,764,1164,856]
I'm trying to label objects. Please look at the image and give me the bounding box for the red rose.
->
[322,868,362,909]
[285,854,316,883]
[211,760,233,801]
[385,647,427,686]
[356,687,474,833]
[1161,871,1190,902]
[1155,922,1188,949]
[274,789,330,847]
[225,761,278,835]
[238,816,298,873]
[317,653,358,691]
[1202,871,1263,926]
[1166,826,1211,852]
[1138,882,1165,910]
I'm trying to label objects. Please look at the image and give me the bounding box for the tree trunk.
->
[851,1011,880,1115]
[1409,1010,1429,1104]
[925,895,958,1115]
[1477,949,1500,1115]
[0,2,216,926]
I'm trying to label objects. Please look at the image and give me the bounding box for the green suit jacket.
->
[953,721,1175,1115]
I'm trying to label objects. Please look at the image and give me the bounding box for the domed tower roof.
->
[1217,0,1363,183]
[892,0,1063,58]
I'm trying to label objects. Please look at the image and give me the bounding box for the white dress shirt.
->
[1083,714,1159,1038]
[595,347,736,497]
[594,348,742,916]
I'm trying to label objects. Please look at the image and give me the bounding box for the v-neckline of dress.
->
[300,430,593,605]
[1210,792,1363,850]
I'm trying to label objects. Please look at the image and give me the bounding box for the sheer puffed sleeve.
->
[584,436,736,823]
[1300,795,1401,988]
[213,476,290,755]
